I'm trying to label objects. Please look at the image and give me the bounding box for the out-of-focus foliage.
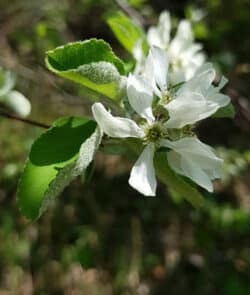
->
[106,11,147,54]
[0,0,250,294]
[17,117,100,220]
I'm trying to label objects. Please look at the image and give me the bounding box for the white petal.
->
[165,92,218,128]
[217,76,228,90]
[162,137,223,192]
[180,158,214,192]
[177,20,193,42]
[144,48,154,83]
[127,74,154,122]
[147,28,163,48]
[182,44,203,58]
[209,93,230,108]
[148,46,168,91]
[168,20,193,57]
[193,52,206,68]
[92,103,143,138]
[133,41,146,75]
[158,11,171,46]
[147,11,171,49]
[166,64,228,128]
[162,137,220,161]
[129,143,157,196]
[165,150,183,175]
[132,40,144,63]
[169,70,186,86]
[166,150,213,191]
[169,64,230,125]
[177,64,215,97]
[144,49,160,96]
[206,75,230,107]
[195,63,214,76]
[182,53,206,81]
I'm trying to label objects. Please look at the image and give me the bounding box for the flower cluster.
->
[134,11,205,85]
[92,42,231,196]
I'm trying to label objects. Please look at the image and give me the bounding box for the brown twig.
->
[0,109,49,129]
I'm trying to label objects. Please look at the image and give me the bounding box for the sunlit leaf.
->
[46,39,126,100]
[17,116,102,220]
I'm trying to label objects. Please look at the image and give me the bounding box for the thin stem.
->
[0,109,49,129]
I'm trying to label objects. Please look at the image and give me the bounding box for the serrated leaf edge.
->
[45,38,125,75]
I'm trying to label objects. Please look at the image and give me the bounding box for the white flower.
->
[146,11,205,84]
[92,74,165,196]
[92,46,228,195]
[147,11,171,50]
[167,20,205,84]
[161,137,223,192]
[144,46,168,97]
[141,46,230,129]
[165,63,231,128]
[144,47,227,192]
[132,12,171,76]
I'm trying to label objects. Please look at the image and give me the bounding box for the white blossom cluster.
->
[134,11,205,85]
[92,12,231,196]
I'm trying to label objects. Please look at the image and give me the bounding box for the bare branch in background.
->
[0,108,49,129]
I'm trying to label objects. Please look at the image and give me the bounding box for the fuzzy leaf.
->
[45,39,126,100]
[17,117,102,220]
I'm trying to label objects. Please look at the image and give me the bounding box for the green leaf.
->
[154,152,204,208]
[213,103,235,118]
[45,39,126,100]
[17,116,102,220]
[106,11,147,54]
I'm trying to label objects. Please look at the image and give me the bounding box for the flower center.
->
[161,90,172,105]
[144,123,165,144]
[172,58,183,70]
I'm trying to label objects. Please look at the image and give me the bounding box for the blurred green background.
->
[0,0,250,294]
